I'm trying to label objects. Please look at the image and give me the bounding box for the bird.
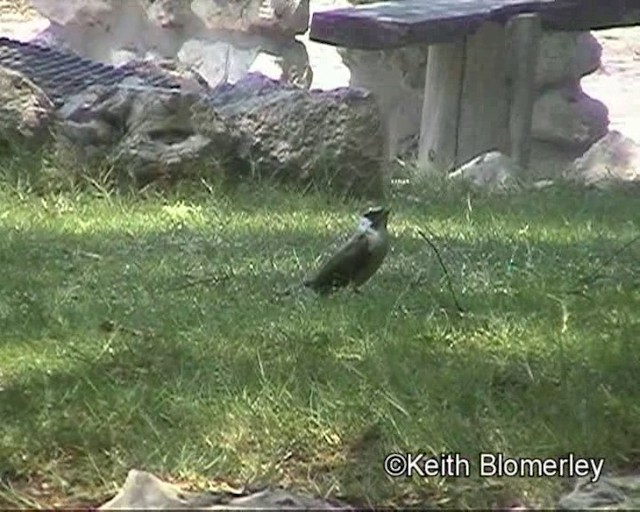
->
[303,206,391,295]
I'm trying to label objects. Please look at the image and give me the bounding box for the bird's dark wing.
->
[306,233,371,293]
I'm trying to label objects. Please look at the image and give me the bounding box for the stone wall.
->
[28,0,313,89]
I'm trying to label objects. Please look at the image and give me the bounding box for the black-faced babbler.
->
[304,206,390,294]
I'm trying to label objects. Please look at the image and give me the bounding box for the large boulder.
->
[54,72,385,197]
[0,66,55,149]
[201,73,385,197]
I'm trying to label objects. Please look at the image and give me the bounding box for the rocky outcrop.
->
[197,74,385,197]
[28,0,312,89]
[53,72,385,197]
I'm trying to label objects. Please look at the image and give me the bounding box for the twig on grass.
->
[567,233,640,295]
[417,228,465,313]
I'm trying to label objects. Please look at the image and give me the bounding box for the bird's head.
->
[358,206,390,232]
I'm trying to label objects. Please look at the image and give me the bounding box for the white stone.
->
[564,130,640,188]
[178,38,260,86]
[448,150,521,191]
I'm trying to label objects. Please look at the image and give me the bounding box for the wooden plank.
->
[508,13,542,170]
[541,0,640,31]
[418,21,510,174]
[309,0,571,50]
[458,21,510,168]
[417,40,465,173]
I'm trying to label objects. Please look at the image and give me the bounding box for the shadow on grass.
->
[0,180,638,507]
[0,289,639,508]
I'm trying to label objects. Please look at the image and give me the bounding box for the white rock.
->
[564,130,640,188]
[448,151,521,191]
[178,38,261,86]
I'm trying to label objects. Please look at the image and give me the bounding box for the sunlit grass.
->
[0,159,638,509]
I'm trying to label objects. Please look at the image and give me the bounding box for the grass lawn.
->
[0,163,638,509]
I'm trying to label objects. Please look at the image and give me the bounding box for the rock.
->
[122,58,212,94]
[178,37,312,90]
[574,33,602,80]
[563,130,640,189]
[178,38,261,87]
[191,0,309,37]
[146,0,205,31]
[54,72,384,197]
[55,75,226,186]
[202,73,385,198]
[31,0,151,63]
[532,83,609,149]
[30,0,310,39]
[100,469,350,510]
[260,39,313,90]
[31,0,114,26]
[0,66,55,149]
[27,0,311,90]
[448,151,521,191]
[557,475,640,509]
[534,31,602,88]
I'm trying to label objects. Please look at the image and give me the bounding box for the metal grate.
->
[0,37,182,106]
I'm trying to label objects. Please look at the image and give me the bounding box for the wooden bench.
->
[309,0,640,174]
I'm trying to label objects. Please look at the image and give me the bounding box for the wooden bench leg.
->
[417,40,465,174]
[508,13,542,171]
[418,21,510,175]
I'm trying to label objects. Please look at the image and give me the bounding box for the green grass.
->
[0,163,638,509]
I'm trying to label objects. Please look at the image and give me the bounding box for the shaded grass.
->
[0,165,638,509]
